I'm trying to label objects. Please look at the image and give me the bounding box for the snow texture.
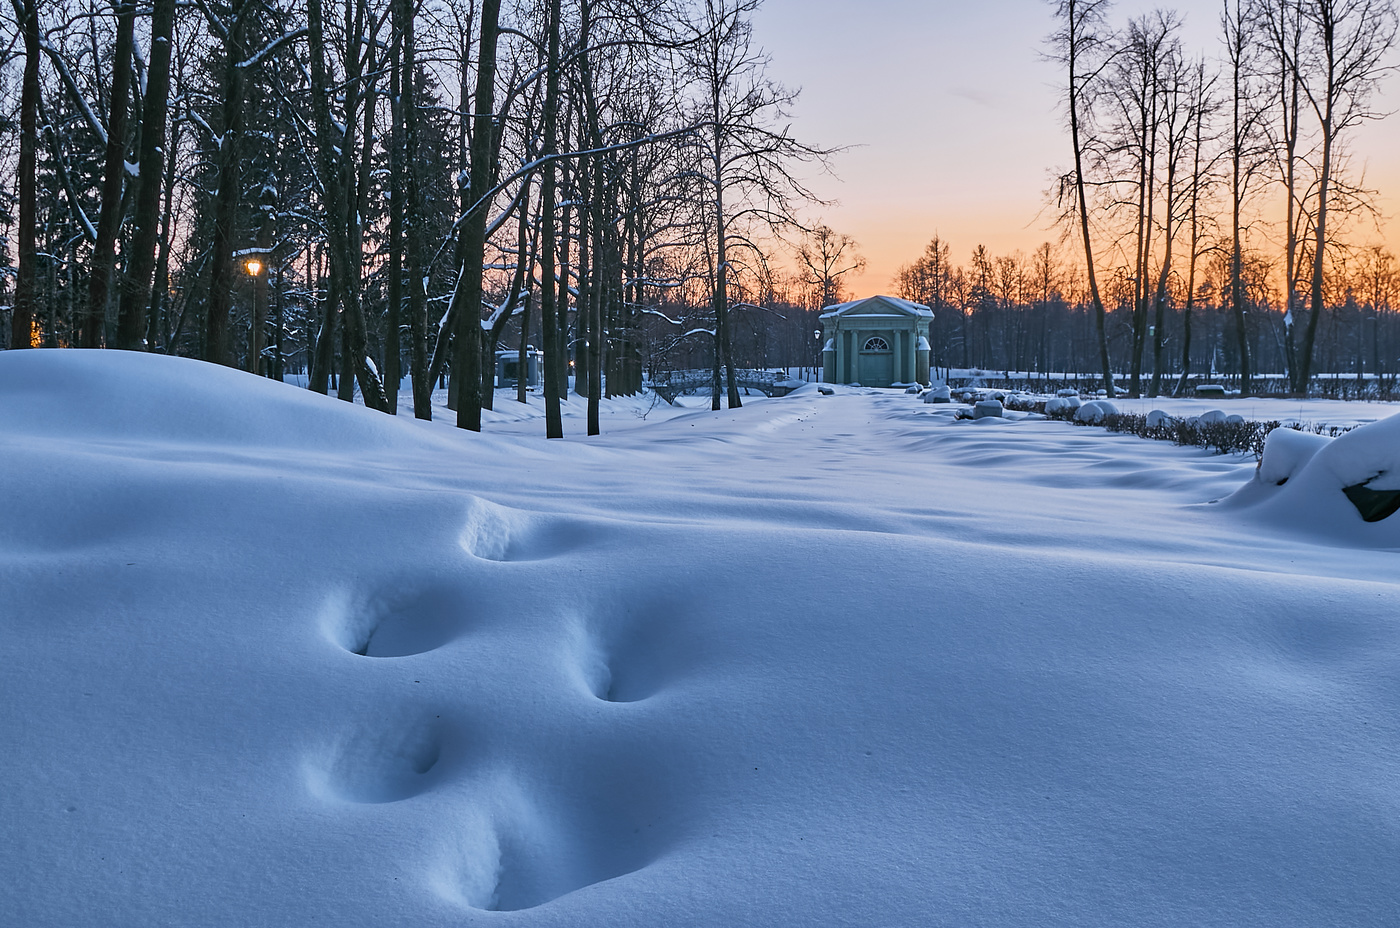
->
[2,350,1399,927]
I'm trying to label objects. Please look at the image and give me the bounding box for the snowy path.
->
[3,353,1398,927]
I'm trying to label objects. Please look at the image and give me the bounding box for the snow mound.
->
[0,348,449,453]
[1226,414,1400,545]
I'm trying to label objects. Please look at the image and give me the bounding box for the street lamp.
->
[245,256,266,375]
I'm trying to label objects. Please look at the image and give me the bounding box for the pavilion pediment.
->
[819,295,933,320]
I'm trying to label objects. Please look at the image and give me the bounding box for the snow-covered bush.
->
[1255,427,1332,486]
[1074,400,1119,423]
[1146,409,1174,428]
[973,399,1004,419]
[923,385,952,404]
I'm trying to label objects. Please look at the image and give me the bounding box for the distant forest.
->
[1,0,1397,429]
[937,0,1400,399]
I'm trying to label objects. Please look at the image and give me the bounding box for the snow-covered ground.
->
[3,351,1398,927]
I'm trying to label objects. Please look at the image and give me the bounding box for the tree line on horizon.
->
[0,0,858,435]
[1018,0,1400,399]
[893,234,1398,394]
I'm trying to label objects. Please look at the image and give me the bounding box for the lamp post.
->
[245,256,265,376]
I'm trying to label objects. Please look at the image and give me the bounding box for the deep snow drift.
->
[3,351,1399,927]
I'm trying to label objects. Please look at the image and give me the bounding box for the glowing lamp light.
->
[245,258,263,276]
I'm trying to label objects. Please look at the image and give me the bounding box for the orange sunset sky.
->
[752,0,1400,299]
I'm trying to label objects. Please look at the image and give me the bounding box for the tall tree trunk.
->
[205,0,247,365]
[115,0,174,350]
[83,0,136,349]
[149,120,179,352]
[1225,0,1253,396]
[306,0,388,409]
[574,158,592,397]
[452,0,505,431]
[1062,0,1116,396]
[11,0,40,350]
[713,102,740,409]
[399,0,432,420]
[1298,96,1332,395]
[538,0,563,436]
[386,20,404,413]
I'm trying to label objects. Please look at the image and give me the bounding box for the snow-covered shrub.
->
[1002,393,1040,413]
[1074,400,1119,423]
[1256,427,1332,486]
[1146,409,1174,428]
[923,385,952,404]
[1044,395,1084,420]
[973,399,1004,419]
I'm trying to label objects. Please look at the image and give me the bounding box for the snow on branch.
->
[237,29,308,70]
[38,40,107,146]
[641,308,685,326]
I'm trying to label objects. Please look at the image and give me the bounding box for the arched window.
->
[862,336,890,352]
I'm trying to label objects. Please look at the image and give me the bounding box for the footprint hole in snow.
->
[327,583,472,658]
[576,601,699,704]
[309,714,446,804]
[433,786,656,912]
[458,496,593,562]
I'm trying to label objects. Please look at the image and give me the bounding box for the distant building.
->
[495,348,543,388]
[821,295,932,387]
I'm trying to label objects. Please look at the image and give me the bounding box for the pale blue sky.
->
[752,0,1400,296]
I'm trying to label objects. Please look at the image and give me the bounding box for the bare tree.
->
[1292,0,1398,393]
[81,0,136,349]
[1256,0,1312,382]
[115,0,176,350]
[305,0,389,409]
[796,223,865,310]
[1174,60,1223,396]
[684,0,827,410]
[1104,11,1178,396]
[1221,0,1270,395]
[1048,0,1117,396]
